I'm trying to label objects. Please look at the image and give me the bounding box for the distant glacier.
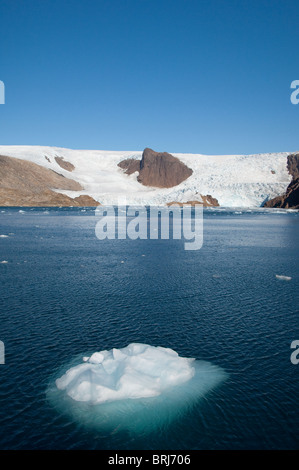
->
[0,145,292,207]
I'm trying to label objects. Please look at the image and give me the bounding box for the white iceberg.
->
[49,343,227,433]
[275,274,292,281]
[55,343,195,404]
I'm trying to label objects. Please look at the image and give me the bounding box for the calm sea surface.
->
[0,207,298,449]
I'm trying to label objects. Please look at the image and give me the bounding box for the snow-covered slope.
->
[0,145,292,207]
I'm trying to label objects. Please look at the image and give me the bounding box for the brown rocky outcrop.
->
[264,153,299,209]
[73,195,100,206]
[118,148,193,188]
[0,154,98,206]
[167,195,219,208]
[118,158,140,175]
[287,153,299,180]
[55,156,75,172]
[264,177,299,209]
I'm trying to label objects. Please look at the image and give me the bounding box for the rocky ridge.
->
[264,153,299,209]
[0,154,99,206]
[118,147,193,188]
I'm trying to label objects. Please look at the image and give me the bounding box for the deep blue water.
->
[0,206,298,450]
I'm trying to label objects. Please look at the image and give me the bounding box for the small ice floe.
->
[19,210,25,213]
[55,344,197,404]
[120,260,125,264]
[50,343,228,435]
[275,274,292,281]
[0,260,8,264]
[141,254,146,257]
[0,235,8,238]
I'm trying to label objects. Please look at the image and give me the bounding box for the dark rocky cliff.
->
[118,147,193,188]
[264,153,299,209]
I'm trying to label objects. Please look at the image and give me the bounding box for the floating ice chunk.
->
[0,260,8,264]
[275,274,292,281]
[49,343,227,434]
[55,343,196,404]
[88,352,105,364]
[0,235,8,238]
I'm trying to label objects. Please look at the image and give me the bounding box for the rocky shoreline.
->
[264,153,299,209]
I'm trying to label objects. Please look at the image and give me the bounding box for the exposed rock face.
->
[167,195,219,208]
[200,195,219,207]
[264,177,299,209]
[55,156,75,172]
[73,195,100,206]
[287,153,299,180]
[118,158,140,175]
[0,154,98,206]
[138,148,193,187]
[264,153,299,209]
[118,148,193,188]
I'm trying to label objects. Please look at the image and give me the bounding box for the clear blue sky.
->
[0,0,298,154]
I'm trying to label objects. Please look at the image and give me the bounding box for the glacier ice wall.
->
[0,145,292,207]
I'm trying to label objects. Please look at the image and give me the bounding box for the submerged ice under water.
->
[49,343,227,433]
